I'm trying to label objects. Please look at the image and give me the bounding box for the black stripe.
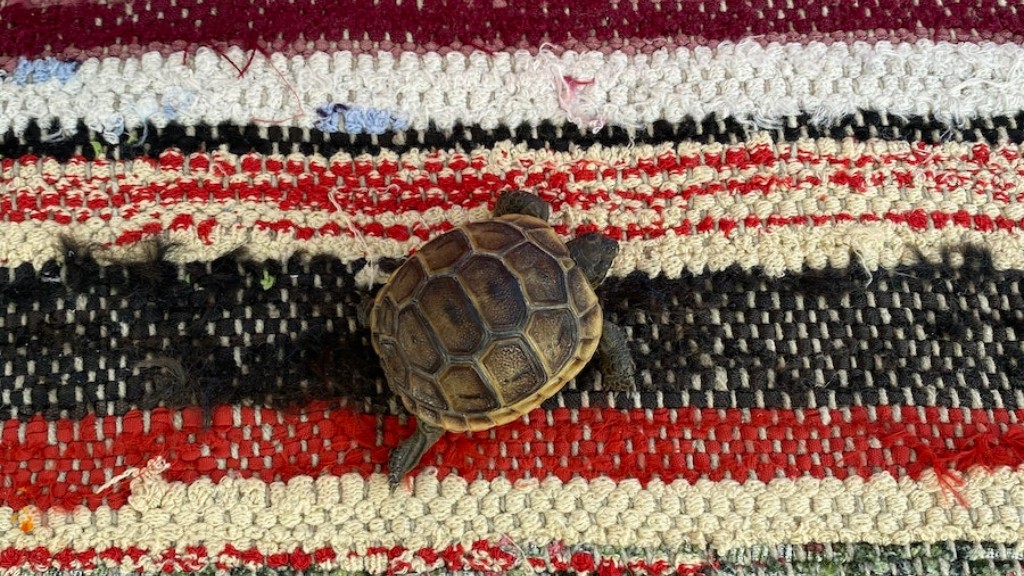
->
[5,110,1024,161]
[1,241,1022,419]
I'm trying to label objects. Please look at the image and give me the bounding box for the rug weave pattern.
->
[3,1,1024,575]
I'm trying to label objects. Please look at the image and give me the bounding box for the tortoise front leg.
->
[356,295,374,329]
[388,420,445,487]
[599,321,637,392]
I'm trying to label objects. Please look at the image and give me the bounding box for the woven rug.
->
[5,2,1024,575]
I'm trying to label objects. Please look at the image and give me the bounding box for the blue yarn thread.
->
[101,114,125,145]
[12,57,80,85]
[315,103,347,133]
[316,103,409,135]
[161,88,196,120]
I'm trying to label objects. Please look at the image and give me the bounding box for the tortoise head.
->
[567,233,618,288]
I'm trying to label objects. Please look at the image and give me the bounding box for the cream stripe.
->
[3,217,1024,278]
[4,468,1024,557]
[3,40,1024,136]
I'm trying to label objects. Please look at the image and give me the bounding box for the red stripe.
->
[5,145,1017,217]
[2,0,1023,60]
[4,144,1015,212]
[4,146,1023,245]
[4,403,1022,511]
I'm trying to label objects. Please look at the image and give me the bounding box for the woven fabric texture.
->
[4,1,1024,575]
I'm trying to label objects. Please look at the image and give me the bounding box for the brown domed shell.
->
[370,213,602,432]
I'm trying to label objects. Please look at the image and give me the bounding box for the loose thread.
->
[100,113,125,145]
[250,49,306,126]
[41,125,71,143]
[95,456,170,494]
[213,47,257,79]
[538,43,607,133]
[129,99,160,148]
[949,58,1024,127]
[495,535,527,570]
[850,246,874,288]
[468,41,498,56]
[328,189,393,289]
[238,50,258,78]
[884,429,971,508]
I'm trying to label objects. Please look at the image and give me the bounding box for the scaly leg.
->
[599,321,637,392]
[388,420,445,487]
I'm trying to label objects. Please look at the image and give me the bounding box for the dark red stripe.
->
[6,28,1024,67]
[4,403,1022,511]
[3,0,1023,59]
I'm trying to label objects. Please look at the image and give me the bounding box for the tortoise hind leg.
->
[494,190,551,221]
[599,321,637,392]
[388,420,445,487]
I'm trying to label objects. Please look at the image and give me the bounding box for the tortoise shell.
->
[369,213,602,432]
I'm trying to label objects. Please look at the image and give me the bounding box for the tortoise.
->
[367,190,636,485]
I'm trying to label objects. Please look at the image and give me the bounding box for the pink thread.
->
[562,75,594,97]
[555,74,600,129]
[538,44,607,133]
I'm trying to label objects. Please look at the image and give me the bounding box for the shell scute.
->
[504,242,567,306]
[480,337,547,403]
[421,229,471,272]
[525,308,577,374]
[408,370,448,411]
[458,254,528,332]
[567,266,598,314]
[375,297,397,337]
[438,363,500,413]
[463,220,525,253]
[397,308,443,373]
[388,256,426,303]
[417,276,485,355]
[501,213,549,231]
[377,339,407,386]
[525,227,571,260]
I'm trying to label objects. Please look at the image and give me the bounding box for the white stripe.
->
[3,40,1024,136]
[4,468,1024,555]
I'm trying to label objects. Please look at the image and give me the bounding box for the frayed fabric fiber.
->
[5,1,1024,575]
